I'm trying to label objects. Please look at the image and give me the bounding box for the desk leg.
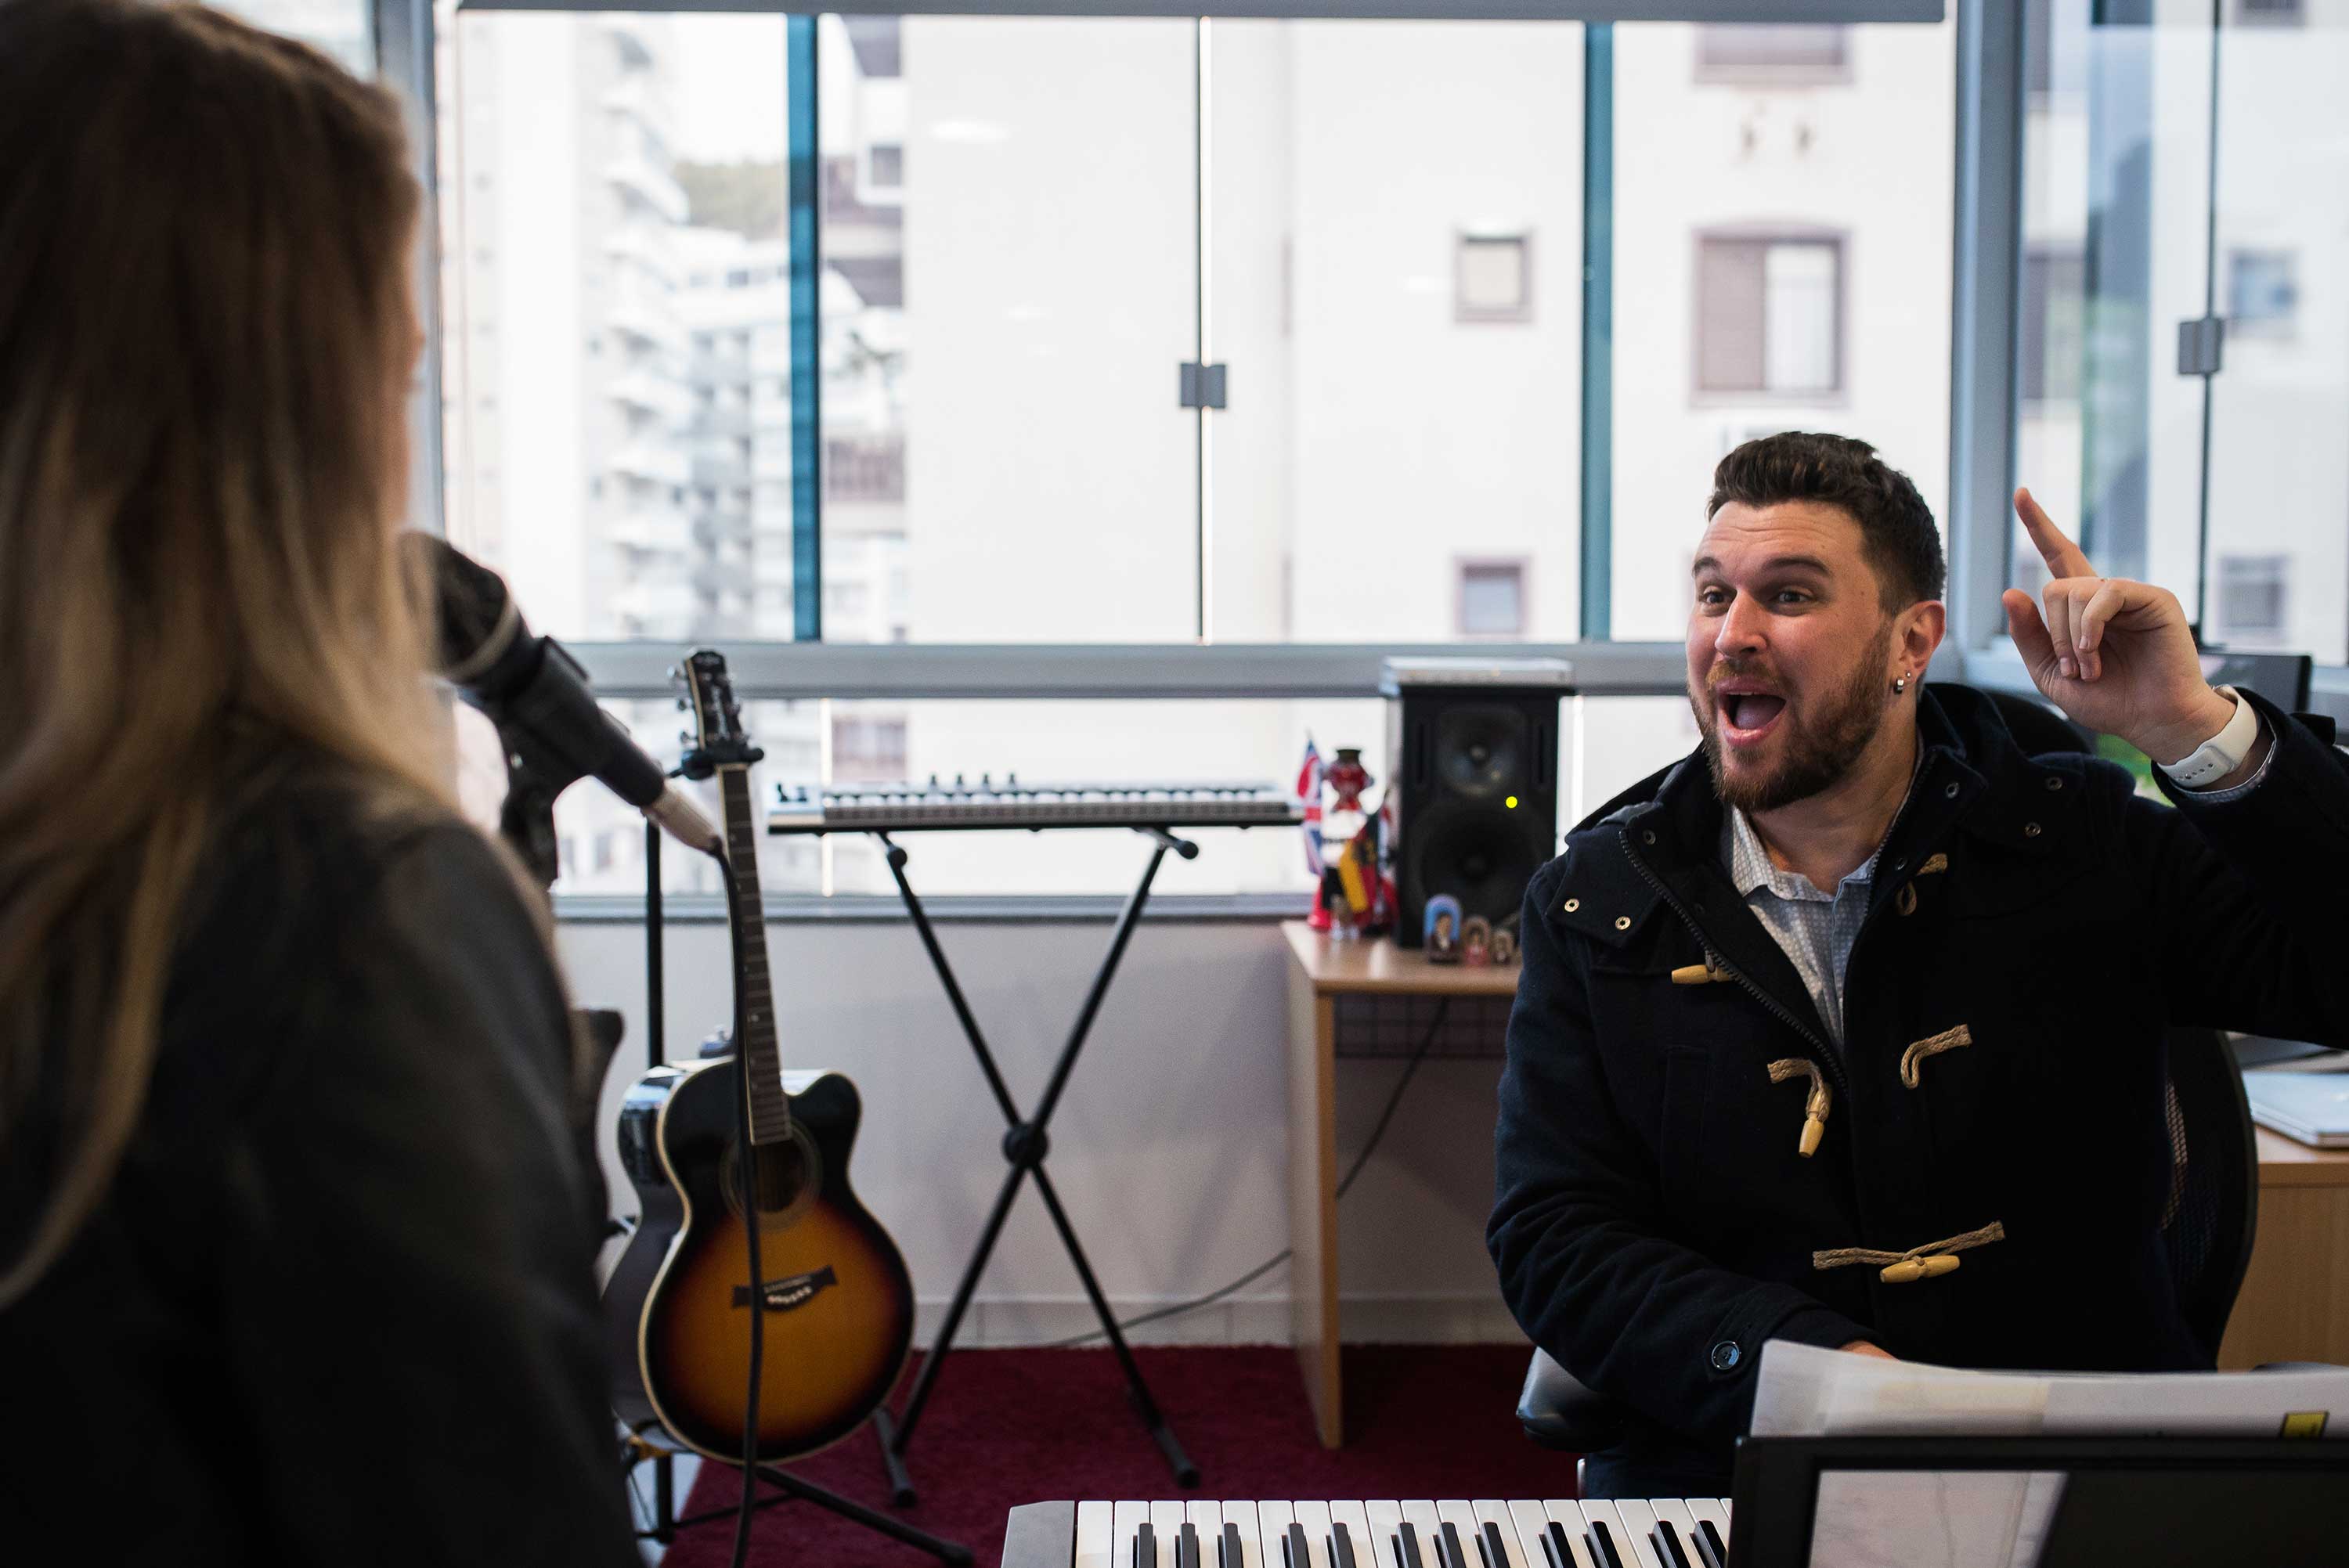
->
[1288,971,1341,1447]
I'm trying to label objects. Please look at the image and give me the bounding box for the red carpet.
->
[665,1346,1579,1567]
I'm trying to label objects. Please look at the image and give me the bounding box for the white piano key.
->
[1643,1501,1700,1568]
[1257,1501,1300,1568]
[1116,1502,1153,1568]
[1292,1501,1335,1568]
[1506,1501,1578,1568]
[1434,1501,1481,1568]
[1679,1501,1730,1568]
[1077,1502,1116,1568]
[1470,1501,1532,1568]
[1153,1501,1189,1568]
[1398,1501,1445,1568]
[1569,1503,1633,1568]
[1219,1503,1265,1568]
[1534,1502,1600,1568]
[1604,1502,1665,1568]
[1330,1501,1373,1568]
[1365,1502,1407,1568]
[1184,1501,1223,1568]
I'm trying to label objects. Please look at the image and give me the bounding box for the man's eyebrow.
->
[1690,553,1834,579]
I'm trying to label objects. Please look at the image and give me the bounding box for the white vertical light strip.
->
[1196,16,1215,644]
[817,695,835,897]
[1569,694,1587,832]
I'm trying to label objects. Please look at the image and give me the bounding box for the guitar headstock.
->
[676,648,764,776]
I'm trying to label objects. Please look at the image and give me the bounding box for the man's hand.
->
[1998,488,2236,765]
[1839,1340,1896,1361]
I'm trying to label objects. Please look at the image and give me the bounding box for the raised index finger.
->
[2016,487,2095,579]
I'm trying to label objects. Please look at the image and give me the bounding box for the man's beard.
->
[1692,624,1894,814]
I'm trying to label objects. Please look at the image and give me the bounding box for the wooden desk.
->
[1283,921,1518,1449]
[1283,919,2349,1445]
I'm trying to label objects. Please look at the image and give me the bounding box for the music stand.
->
[1725,1434,2349,1567]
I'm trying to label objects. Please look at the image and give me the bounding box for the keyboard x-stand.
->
[769,778,1304,1505]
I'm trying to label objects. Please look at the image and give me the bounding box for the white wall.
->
[568,916,1525,1346]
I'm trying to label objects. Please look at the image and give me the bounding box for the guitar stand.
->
[623,1426,972,1563]
[868,825,1203,1506]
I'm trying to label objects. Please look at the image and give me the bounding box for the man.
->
[1488,432,2349,1498]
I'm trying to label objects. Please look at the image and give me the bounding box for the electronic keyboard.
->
[1001,1498,1734,1568]
[768,777,1304,835]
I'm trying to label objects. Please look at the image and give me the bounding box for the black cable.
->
[713,846,763,1568]
[1040,997,1452,1350]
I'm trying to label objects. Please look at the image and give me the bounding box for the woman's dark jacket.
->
[1488,685,2349,1492]
[0,762,640,1566]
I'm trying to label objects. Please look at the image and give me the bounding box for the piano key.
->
[1434,1503,1480,1568]
[1472,1502,1531,1568]
[1079,1503,1116,1568]
[1293,1504,1335,1568]
[1399,1502,1444,1568]
[1329,1502,1371,1568]
[1218,1505,1263,1568]
[1605,1502,1666,1568]
[1154,1502,1189,1568]
[1678,1505,1727,1568]
[1644,1503,1700,1568]
[1136,1523,1159,1568]
[1116,1502,1151,1568]
[1365,1503,1407,1568]
[1504,1502,1574,1568]
[1182,1523,1204,1568]
[1534,1505,1595,1568]
[1572,1504,1628,1568]
[1257,1501,1299,1568]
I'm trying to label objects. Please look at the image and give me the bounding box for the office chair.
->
[1517,684,2261,1451]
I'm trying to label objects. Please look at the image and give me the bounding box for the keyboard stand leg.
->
[753,1465,975,1566]
[871,827,1205,1497]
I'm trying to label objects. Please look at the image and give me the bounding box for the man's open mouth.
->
[1716,687,1788,748]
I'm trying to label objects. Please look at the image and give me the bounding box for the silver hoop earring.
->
[1893,676,1909,694]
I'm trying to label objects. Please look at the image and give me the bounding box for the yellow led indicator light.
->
[1506,795,1519,809]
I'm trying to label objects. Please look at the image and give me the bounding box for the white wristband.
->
[2160,687,2259,789]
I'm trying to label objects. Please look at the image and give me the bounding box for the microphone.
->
[405,533,722,857]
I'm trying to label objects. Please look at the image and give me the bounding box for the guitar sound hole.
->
[721,1129,820,1223]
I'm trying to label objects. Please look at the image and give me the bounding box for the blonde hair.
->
[0,0,453,1304]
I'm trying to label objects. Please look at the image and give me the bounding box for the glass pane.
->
[2012,0,2213,618]
[1610,19,1957,642]
[817,16,1199,644]
[2205,2,2349,661]
[1205,20,1586,642]
[436,9,795,641]
[214,0,373,75]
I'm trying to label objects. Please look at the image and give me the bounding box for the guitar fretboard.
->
[720,766,792,1147]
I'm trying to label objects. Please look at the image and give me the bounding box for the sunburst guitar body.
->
[604,648,914,1463]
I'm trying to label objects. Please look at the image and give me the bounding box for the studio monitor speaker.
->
[1383,658,1571,948]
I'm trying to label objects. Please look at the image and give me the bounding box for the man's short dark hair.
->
[1706,433,1945,611]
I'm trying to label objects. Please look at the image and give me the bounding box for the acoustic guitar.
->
[604,649,915,1462]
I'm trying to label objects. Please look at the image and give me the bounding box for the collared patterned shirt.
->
[1721,806,1892,1051]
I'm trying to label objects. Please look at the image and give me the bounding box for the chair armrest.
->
[1517,1349,1626,1452]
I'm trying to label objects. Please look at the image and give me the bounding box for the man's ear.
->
[1901,600,1947,673]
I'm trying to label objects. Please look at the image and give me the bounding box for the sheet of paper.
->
[1752,1340,2349,1440]
[1806,1470,2066,1568]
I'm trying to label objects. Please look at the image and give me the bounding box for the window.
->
[1694,26,1849,85]
[1456,233,1533,323]
[1694,235,1842,398]
[868,142,905,190]
[1458,562,1528,638]
[2235,0,2304,26]
[2020,247,2085,404]
[2217,556,2288,643]
[212,0,372,74]
[2227,249,2298,337]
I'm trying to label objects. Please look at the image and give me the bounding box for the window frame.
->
[1690,226,1849,404]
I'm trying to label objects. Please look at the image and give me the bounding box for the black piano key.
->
[1221,1523,1246,1568]
[1394,1524,1425,1568]
[1137,1523,1158,1568]
[1698,1521,1729,1568]
[1584,1522,1625,1568]
[1651,1521,1692,1568]
[1440,1521,1469,1568]
[1330,1523,1358,1568]
[1181,1523,1203,1568]
[1541,1522,1570,1568]
[1287,1523,1312,1568]
[1481,1522,1510,1568]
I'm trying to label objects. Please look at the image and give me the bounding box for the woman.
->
[0,3,640,1560]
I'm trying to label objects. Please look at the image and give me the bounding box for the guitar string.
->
[1037,997,1452,1350]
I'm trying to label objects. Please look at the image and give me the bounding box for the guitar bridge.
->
[731,1264,839,1314]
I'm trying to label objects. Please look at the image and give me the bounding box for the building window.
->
[2235,0,2304,24]
[868,142,904,190]
[1457,561,1527,638]
[2216,555,2288,643]
[1695,234,1842,398]
[2227,249,2298,337]
[830,714,907,782]
[1455,232,1532,323]
[2020,246,2085,404]
[1694,26,1849,86]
